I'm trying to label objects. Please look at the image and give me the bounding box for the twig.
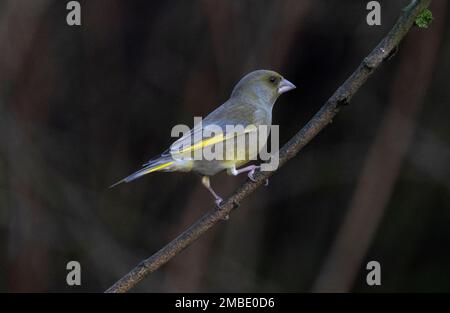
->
[106,0,431,293]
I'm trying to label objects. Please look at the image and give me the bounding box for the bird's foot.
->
[247,166,261,182]
[248,170,269,186]
[248,170,257,182]
[215,197,224,207]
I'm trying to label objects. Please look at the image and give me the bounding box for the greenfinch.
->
[111,70,296,205]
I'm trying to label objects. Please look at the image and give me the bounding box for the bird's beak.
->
[278,78,296,94]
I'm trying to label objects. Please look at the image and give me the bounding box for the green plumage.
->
[111,70,296,204]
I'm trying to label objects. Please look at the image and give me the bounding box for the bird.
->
[110,70,296,205]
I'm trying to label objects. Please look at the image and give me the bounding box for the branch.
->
[312,0,444,292]
[106,0,431,293]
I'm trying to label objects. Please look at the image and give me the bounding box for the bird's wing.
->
[169,118,257,159]
[140,113,252,167]
[169,98,272,159]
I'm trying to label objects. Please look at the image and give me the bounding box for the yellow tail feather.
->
[109,161,174,188]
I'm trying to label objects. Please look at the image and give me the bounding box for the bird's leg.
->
[201,176,224,206]
[229,165,269,186]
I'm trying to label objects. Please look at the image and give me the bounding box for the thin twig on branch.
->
[106,0,431,293]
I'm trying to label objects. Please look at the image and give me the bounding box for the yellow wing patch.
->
[172,126,257,156]
[142,161,174,174]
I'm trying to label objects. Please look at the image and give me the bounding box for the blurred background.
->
[0,0,449,292]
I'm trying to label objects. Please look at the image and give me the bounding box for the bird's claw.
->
[247,167,269,186]
[215,197,224,207]
[248,170,257,182]
[215,198,229,220]
[247,166,261,182]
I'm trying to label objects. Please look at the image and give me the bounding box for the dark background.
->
[0,0,449,292]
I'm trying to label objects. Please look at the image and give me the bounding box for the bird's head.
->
[230,70,296,106]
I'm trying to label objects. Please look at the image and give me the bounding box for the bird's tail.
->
[109,157,175,188]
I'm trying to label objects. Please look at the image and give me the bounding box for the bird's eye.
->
[269,76,277,84]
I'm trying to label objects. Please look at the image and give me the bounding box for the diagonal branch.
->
[106,0,431,293]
